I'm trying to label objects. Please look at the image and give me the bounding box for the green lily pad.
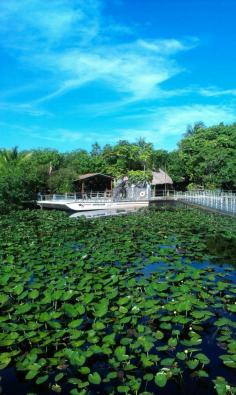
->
[88,372,102,385]
[155,372,167,387]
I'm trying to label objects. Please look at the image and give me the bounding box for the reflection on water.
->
[207,236,236,265]
[69,207,141,218]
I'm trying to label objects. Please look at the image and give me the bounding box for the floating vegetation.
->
[0,207,235,395]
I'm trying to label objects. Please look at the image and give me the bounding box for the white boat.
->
[37,196,149,211]
[67,200,149,211]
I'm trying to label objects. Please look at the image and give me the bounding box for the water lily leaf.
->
[117,296,131,305]
[214,378,228,395]
[79,367,90,375]
[76,304,85,315]
[68,319,83,328]
[68,378,81,385]
[143,373,154,381]
[29,289,39,299]
[14,284,24,296]
[168,337,177,348]
[176,352,186,361]
[70,389,80,395]
[0,353,11,369]
[26,370,39,380]
[197,370,209,378]
[160,358,175,366]
[177,300,192,312]
[83,293,94,304]
[48,320,61,329]
[92,321,105,330]
[94,300,109,317]
[155,330,164,340]
[227,304,236,313]
[117,386,130,393]
[160,322,172,330]
[215,318,235,327]
[154,282,169,292]
[115,346,129,362]
[219,354,236,368]
[155,372,167,387]
[52,290,63,301]
[195,353,210,365]
[88,372,101,385]
[55,373,64,382]
[103,333,116,345]
[64,349,86,367]
[0,293,8,305]
[141,354,154,367]
[63,303,77,318]
[36,375,48,384]
[15,303,31,314]
[186,359,199,370]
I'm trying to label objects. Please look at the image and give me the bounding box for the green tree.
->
[0,146,32,169]
[48,168,78,193]
[178,123,236,189]
[135,138,153,172]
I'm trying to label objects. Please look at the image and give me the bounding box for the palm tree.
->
[136,138,153,173]
[0,146,32,169]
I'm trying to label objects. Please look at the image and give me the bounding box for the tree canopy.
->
[0,122,235,212]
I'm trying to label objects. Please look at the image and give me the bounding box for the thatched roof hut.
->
[151,169,173,186]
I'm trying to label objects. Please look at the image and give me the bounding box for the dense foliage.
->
[0,207,235,394]
[0,122,236,212]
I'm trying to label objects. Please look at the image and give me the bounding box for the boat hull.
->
[66,201,149,211]
[37,200,149,211]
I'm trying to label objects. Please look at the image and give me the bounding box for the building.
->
[74,173,114,196]
[151,169,173,195]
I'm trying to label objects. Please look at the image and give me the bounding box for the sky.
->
[0,0,236,152]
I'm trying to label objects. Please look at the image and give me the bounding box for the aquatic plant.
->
[0,207,235,394]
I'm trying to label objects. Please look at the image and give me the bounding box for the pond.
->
[0,206,235,395]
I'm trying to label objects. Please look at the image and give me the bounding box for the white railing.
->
[37,190,236,215]
[175,190,236,215]
[38,191,112,202]
[37,188,151,202]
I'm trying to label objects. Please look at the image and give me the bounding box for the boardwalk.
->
[175,190,236,216]
[37,190,236,216]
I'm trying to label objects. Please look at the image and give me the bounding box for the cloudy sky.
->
[0,0,236,151]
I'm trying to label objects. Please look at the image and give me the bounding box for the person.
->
[113,176,129,200]
[37,191,42,201]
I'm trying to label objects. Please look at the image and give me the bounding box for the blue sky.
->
[0,0,236,152]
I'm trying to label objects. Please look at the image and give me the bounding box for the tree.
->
[48,168,78,193]
[185,121,206,137]
[179,123,236,189]
[153,149,169,170]
[0,146,32,169]
[91,142,102,156]
[135,138,154,172]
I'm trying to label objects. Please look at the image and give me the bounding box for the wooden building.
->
[74,173,114,196]
[151,169,173,195]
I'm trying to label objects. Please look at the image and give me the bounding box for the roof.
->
[151,169,173,185]
[74,173,114,182]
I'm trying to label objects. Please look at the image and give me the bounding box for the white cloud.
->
[115,104,236,147]
[0,101,50,116]
[0,105,236,150]
[0,0,101,48]
[32,37,192,105]
[0,0,198,105]
[1,0,235,150]
[199,87,236,97]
